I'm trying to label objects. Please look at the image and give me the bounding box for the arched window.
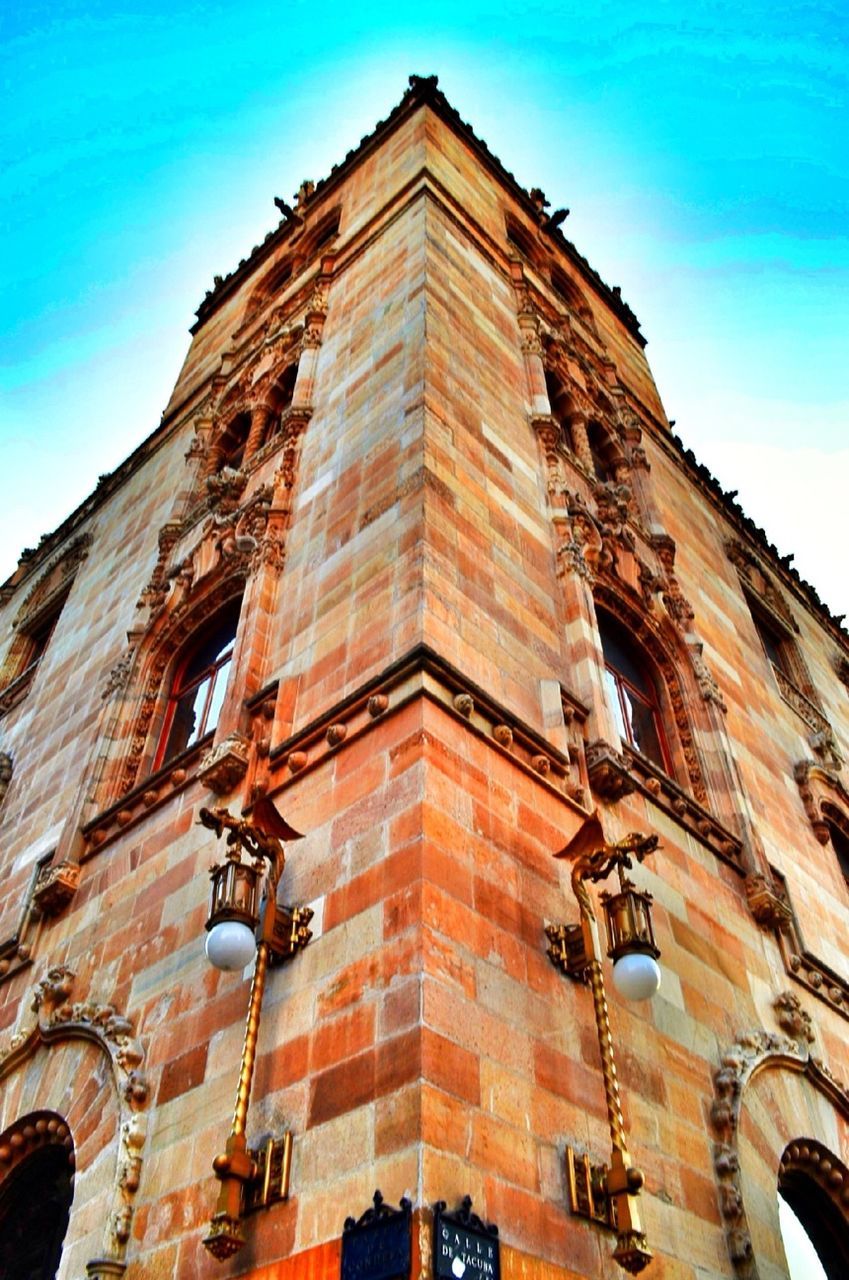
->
[0,1119,74,1280]
[778,1141,849,1279]
[598,612,671,772]
[154,600,240,770]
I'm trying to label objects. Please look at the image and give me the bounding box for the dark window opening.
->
[218,413,252,472]
[266,364,298,443]
[779,1174,849,1279]
[544,369,572,449]
[828,822,849,888]
[308,211,340,256]
[752,609,792,679]
[507,219,537,262]
[0,1144,74,1280]
[587,420,613,482]
[154,600,241,770]
[598,613,671,773]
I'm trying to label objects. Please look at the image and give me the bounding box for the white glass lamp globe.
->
[205,920,257,971]
[612,951,661,1001]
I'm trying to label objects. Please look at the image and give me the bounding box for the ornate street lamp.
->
[198,799,313,1260]
[545,813,661,1275]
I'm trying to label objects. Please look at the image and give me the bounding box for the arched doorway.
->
[777,1139,849,1280]
[0,1112,74,1280]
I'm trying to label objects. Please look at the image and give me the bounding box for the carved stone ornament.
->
[0,966,148,1270]
[773,990,815,1044]
[101,648,136,701]
[794,759,849,845]
[744,873,792,932]
[690,644,727,713]
[585,739,637,802]
[198,732,251,794]
[710,1028,849,1278]
[206,465,248,515]
[32,860,81,917]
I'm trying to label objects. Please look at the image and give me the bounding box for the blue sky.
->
[1,2,847,615]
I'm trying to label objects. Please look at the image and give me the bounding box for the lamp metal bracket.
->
[565,1145,616,1230]
[243,1132,293,1215]
[545,921,590,982]
[266,904,314,966]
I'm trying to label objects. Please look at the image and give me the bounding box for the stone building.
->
[1,74,848,1280]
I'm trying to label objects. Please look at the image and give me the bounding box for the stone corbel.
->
[744,873,793,932]
[198,732,252,795]
[32,860,80,917]
[585,739,637,802]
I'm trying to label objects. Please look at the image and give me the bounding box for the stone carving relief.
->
[773,990,815,1043]
[710,1027,849,1277]
[794,760,849,845]
[0,966,149,1274]
[198,731,251,794]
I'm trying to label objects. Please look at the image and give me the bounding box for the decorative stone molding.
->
[265,644,591,813]
[0,967,148,1271]
[585,738,744,870]
[768,866,849,1021]
[794,760,849,845]
[198,732,252,795]
[32,859,80,917]
[205,465,248,515]
[710,1028,849,1277]
[11,533,92,627]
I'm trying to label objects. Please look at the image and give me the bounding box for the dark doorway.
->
[0,1141,74,1280]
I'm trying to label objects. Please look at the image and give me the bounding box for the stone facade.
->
[1,75,847,1279]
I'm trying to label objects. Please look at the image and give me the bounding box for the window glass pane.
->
[163,677,210,763]
[180,610,238,685]
[599,621,652,698]
[623,688,666,769]
[603,668,628,741]
[204,656,232,738]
